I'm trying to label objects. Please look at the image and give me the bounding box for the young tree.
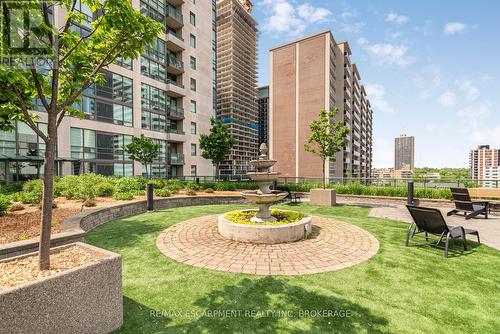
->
[304,108,349,189]
[125,135,160,178]
[0,1,161,269]
[199,118,236,179]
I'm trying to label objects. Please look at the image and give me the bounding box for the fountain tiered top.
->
[242,143,287,222]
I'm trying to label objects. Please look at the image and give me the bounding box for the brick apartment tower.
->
[0,0,217,181]
[257,86,269,146]
[394,134,415,170]
[470,145,500,186]
[269,30,373,180]
[216,0,258,176]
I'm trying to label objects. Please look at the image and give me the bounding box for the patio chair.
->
[285,189,302,203]
[406,205,480,258]
[447,188,489,220]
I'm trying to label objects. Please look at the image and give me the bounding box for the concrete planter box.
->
[0,243,122,334]
[310,188,337,206]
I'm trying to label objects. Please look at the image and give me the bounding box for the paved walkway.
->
[369,205,500,250]
[157,215,379,276]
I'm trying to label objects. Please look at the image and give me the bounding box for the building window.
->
[191,122,197,134]
[190,34,196,48]
[191,143,197,156]
[190,78,197,91]
[190,100,197,113]
[191,165,197,176]
[189,12,196,26]
[190,56,196,70]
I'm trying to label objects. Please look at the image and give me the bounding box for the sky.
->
[251,0,500,168]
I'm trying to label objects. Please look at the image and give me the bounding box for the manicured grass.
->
[85,203,500,334]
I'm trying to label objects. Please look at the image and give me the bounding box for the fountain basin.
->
[218,210,312,244]
[249,160,277,169]
[246,172,280,183]
[241,191,287,204]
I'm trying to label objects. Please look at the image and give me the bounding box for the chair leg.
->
[462,230,468,251]
[405,223,415,247]
[425,231,429,241]
[444,233,451,258]
[477,233,480,243]
[447,210,459,217]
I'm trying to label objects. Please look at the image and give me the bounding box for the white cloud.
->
[438,91,456,107]
[457,79,479,102]
[340,10,354,19]
[471,124,500,147]
[386,12,409,24]
[365,84,395,113]
[364,42,413,67]
[444,22,466,34]
[297,4,332,22]
[458,104,490,129]
[339,22,366,34]
[415,20,433,36]
[260,1,332,36]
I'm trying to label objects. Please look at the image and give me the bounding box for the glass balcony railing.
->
[167,54,184,72]
[167,105,184,118]
[166,4,183,24]
[168,128,185,135]
[169,153,185,164]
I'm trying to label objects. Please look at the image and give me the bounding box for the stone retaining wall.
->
[0,196,245,260]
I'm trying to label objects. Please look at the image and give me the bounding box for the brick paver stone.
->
[156,215,379,276]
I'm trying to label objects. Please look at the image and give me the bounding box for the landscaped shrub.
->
[147,178,165,190]
[185,181,201,191]
[165,179,182,193]
[113,192,135,201]
[114,177,145,194]
[0,194,11,216]
[94,182,115,197]
[0,182,22,195]
[214,182,236,191]
[154,188,171,197]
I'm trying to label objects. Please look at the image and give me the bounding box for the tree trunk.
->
[38,138,56,270]
[215,163,219,181]
[322,159,326,189]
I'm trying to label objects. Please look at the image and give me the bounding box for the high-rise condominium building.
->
[257,86,269,146]
[394,134,415,170]
[0,0,216,182]
[269,30,373,180]
[216,0,258,176]
[470,145,500,186]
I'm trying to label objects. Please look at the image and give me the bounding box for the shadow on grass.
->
[152,277,390,334]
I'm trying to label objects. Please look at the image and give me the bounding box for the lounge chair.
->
[447,188,489,220]
[406,205,480,258]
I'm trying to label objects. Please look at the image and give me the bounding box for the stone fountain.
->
[242,143,287,222]
[217,143,312,244]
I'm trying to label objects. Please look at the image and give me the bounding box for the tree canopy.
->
[304,108,349,188]
[199,118,236,177]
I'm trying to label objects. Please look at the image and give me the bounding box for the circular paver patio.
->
[156,215,379,276]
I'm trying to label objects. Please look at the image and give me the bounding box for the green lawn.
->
[85,203,500,334]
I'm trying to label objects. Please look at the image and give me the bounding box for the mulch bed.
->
[0,191,242,245]
[0,244,101,292]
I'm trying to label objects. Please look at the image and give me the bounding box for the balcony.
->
[168,0,184,6]
[166,80,185,97]
[167,105,185,119]
[166,31,184,52]
[167,54,184,75]
[166,4,183,29]
[169,153,185,165]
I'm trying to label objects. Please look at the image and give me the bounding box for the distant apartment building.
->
[257,86,269,145]
[269,30,373,180]
[470,145,500,186]
[0,0,216,181]
[393,163,413,179]
[216,0,258,176]
[395,134,415,170]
